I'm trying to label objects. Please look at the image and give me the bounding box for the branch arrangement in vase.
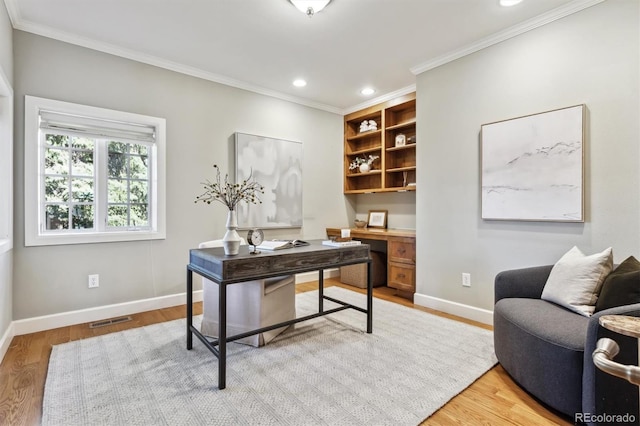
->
[195,164,264,210]
[194,164,265,255]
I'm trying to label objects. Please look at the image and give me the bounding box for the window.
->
[25,96,166,246]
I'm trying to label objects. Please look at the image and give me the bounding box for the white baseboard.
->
[2,270,339,360]
[12,290,204,337]
[0,322,15,365]
[413,292,494,326]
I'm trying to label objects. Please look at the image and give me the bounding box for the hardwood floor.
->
[0,279,571,426]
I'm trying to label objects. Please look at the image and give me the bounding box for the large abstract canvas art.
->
[235,133,303,228]
[481,105,584,222]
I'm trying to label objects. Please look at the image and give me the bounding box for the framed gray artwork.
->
[235,132,303,228]
[481,104,585,222]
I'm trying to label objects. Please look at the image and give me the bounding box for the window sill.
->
[0,238,11,255]
[25,230,166,247]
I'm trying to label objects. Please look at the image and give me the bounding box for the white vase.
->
[359,163,371,173]
[222,210,241,256]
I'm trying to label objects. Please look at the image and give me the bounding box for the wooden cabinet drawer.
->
[388,263,415,292]
[389,239,415,264]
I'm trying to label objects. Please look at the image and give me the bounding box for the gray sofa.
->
[494,265,640,423]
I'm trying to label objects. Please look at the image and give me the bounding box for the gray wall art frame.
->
[481,104,585,222]
[235,132,303,229]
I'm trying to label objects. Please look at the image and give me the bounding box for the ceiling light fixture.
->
[290,0,331,17]
[499,0,523,6]
[293,79,307,87]
[360,87,375,96]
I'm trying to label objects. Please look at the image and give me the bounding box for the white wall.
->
[12,31,348,319]
[415,0,639,316]
[352,192,416,230]
[0,0,13,353]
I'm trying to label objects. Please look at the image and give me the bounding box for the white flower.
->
[349,154,379,171]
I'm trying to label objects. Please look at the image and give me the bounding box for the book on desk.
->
[321,240,362,247]
[256,239,310,251]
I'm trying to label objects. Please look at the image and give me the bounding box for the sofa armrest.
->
[583,303,640,422]
[494,265,554,303]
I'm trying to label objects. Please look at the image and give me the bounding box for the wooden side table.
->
[596,315,640,411]
[600,315,640,341]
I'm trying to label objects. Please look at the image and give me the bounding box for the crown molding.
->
[3,0,21,27]
[5,0,606,115]
[410,0,606,75]
[341,84,417,116]
[6,8,343,115]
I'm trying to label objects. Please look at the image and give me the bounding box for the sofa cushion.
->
[594,256,640,313]
[495,298,589,350]
[541,246,613,316]
[494,298,590,416]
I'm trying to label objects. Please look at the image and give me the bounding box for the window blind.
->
[39,110,156,144]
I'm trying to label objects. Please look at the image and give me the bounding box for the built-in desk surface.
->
[326,227,416,241]
[326,227,416,298]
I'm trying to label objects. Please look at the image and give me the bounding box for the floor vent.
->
[89,316,132,328]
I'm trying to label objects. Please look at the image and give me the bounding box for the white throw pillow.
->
[541,246,613,317]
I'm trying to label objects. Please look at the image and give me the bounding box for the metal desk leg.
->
[319,269,324,313]
[218,282,227,390]
[367,260,373,334]
[186,269,193,350]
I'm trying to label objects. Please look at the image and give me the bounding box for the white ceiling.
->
[5,0,602,113]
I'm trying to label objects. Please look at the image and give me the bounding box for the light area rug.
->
[43,287,497,426]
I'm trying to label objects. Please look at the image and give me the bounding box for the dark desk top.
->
[189,239,370,284]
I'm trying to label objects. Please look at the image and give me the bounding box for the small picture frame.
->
[367,210,388,229]
[395,133,406,147]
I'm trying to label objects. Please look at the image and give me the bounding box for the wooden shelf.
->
[343,93,416,194]
[386,166,416,173]
[386,119,416,131]
[341,186,416,194]
[386,144,415,153]
[346,170,382,178]
[346,129,382,141]
[386,186,416,192]
[347,146,382,156]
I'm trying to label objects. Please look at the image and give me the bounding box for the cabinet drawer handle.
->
[397,273,405,279]
[397,247,406,255]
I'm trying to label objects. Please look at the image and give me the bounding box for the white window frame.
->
[0,69,12,255]
[25,96,166,246]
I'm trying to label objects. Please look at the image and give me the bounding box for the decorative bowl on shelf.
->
[354,220,367,228]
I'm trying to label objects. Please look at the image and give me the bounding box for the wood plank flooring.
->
[0,279,571,426]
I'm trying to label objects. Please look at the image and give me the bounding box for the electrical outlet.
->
[462,273,471,287]
[88,274,99,288]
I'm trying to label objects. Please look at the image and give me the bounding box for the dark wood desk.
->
[187,240,372,389]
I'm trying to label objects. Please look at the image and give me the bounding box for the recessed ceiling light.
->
[290,0,331,17]
[500,0,523,6]
[360,87,375,96]
[293,79,307,87]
